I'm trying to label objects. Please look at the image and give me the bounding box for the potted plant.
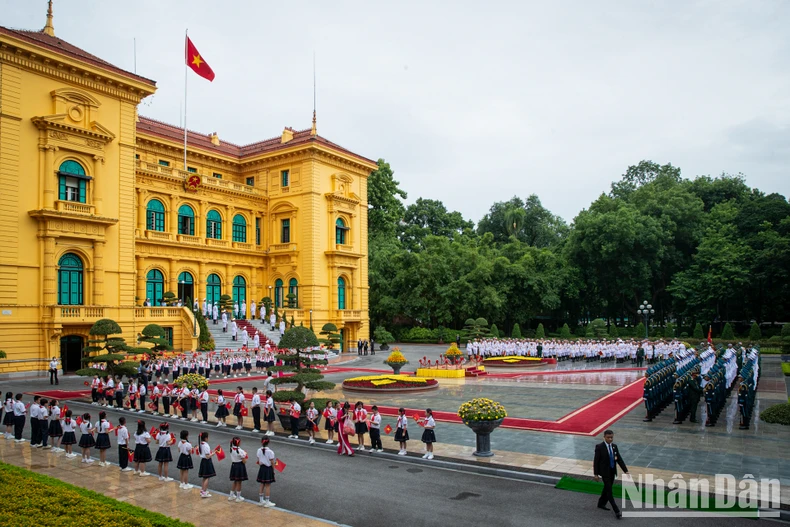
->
[458,398,507,457]
[373,326,394,351]
[444,343,463,365]
[383,348,409,375]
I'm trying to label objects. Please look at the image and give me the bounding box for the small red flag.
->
[707,325,712,345]
[128,448,135,462]
[384,424,392,435]
[241,406,249,417]
[215,445,225,462]
[150,426,158,439]
[273,459,285,473]
[62,404,69,415]
[185,36,215,82]
[76,416,83,426]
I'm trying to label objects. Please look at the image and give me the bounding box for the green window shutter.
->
[78,179,86,203]
[58,176,67,200]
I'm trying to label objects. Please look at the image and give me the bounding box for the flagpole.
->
[183,28,188,170]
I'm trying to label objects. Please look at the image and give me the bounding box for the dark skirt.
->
[256,465,275,484]
[324,417,335,431]
[134,443,152,463]
[215,405,229,418]
[264,409,275,423]
[3,411,13,426]
[198,458,216,478]
[421,429,436,444]
[48,420,63,437]
[176,453,193,470]
[95,432,111,450]
[394,428,409,442]
[62,431,76,445]
[233,403,242,417]
[355,422,369,434]
[190,398,198,410]
[155,446,173,463]
[229,461,248,481]
[78,433,95,448]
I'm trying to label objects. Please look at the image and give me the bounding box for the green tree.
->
[535,323,545,339]
[270,326,334,403]
[511,323,522,339]
[136,323,173,359]
[319,323,341,349]
[634,322,646,339]
[608,324,619,338]
[664,323,675,339]
[748,322,761,341]
[77,319,137,378]
[693,323,704,340]
[368,159,407,240]
[219,294,233,315]
[721,322,735,340]
[261,297,272,318]
[373,326,394,349]
[489,323,499,339]
[559,323,571,339]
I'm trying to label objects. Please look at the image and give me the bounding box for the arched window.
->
[206,210,222,239]
[57,253,83,305]
[232,276,247,310]
[337,277,346,310]
[178,204,195,235]
[177,271,194,303]
[206,273,222,306]
[58,160,87,203]
[335,218,349,245]
[288,278,298,308]
[146,269,165,305]
[274,279,284,308]
[146,199,165,231]
[232,214,247,243]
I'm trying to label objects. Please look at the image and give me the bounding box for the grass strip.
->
[0,461,194,527]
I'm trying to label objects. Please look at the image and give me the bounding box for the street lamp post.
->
[180,279,197,338]
[637,300,654,339]
[309,309,313,329]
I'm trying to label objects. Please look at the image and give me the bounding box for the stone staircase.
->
[204,317,280,351]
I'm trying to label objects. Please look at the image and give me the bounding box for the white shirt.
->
[199,442,212,459]
[424,416,436,429]
[230,447,247,463]
[79,421,93,434]
[30,403,40,419]
[370,413,381,429]
[62,418,75,433]
[117,425,129,445]
[158,431,172,448]
[178,440,192,455]
[234,393,246,405]
[200,390,209,403]
[49,360,58,370]
[256,446,275,467]
[50,406,60,421]
[397,414,408,430]
[134,431,151,445]
[97,419,111,434]
[251,394,261,407]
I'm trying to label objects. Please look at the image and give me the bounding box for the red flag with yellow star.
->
[185,36,215,81]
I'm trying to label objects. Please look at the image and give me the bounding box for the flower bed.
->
[342,374,439,392]
[458,397,507,421]
[482,356,548,367]
[0,461,193,527]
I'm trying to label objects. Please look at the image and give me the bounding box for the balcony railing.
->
[145,230,172,241]
[136,160,262,197]
[51,305,105,321]
[206,238,229,248]
[270,243,296,252]
[232,241,253,251]
[337,309,362,321]
[56,200,94,215]
[177,234,202,244]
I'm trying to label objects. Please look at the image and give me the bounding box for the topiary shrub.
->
[608,324,619,338]
[759,402,790,425]
[634,322,646,339]
[373,326,394,350]
[77,319,137,378]
[559,323,571,339]
[693,322,704,340]
[136,323,173,359]
[511,323,522,339]
[535,323,545,339]
[721,322,735,340]
[319,323,341,349]
[489,324,499,339]
[270,326,334,399]
[748,322,761,341]
[664,323,675,339]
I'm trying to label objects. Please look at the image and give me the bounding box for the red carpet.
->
[28,374,644,437]
[372,378,645,436]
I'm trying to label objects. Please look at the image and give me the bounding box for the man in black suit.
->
[594,429,628,519]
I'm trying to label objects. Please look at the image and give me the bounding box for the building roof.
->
[0,26,156,87]
[136,116,377,167]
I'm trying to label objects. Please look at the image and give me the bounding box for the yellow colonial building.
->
[0,9,374,376]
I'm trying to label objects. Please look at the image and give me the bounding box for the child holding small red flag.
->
[255,437,276,508]
[228,437,248,502]
[78,413,96,463]
[395,407,409,456]
[133,420,153,476]
[176,430,194,489]
[198,431,217,498]
[369,406,383,453]
[117,416,132,472]
[94,411,112,466]
[155,422,174,482]
[420,408,436,460]
[61,410,77,457]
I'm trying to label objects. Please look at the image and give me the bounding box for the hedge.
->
[782,363,790,376]
[760,403,790,426]
[0,461,193,527]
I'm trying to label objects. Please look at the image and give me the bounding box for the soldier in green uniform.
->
[687,371,703,423]
[536,342,543,358]
[636,345,645,367]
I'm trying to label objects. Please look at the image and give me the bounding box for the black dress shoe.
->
[598,506,610,511]
[616,512,622,519]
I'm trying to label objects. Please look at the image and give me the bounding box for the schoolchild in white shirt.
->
[369,406,383,452]
[94,411,112,466]
[395,407,409,455]
[228,436,248,502]
[197,431,217,498]
[420,408,437,460]
[48,400,63,451]
[78,413,96,463]
[176,430,194,489]
[155,422,175,482]
[116,416,133,471]
[255,437,277,508]
[214,389,229,427]
[3,392,14,439]
[61,410,77,456]
[133,420,153,476]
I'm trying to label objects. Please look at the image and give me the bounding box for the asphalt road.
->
[51,401,769,527]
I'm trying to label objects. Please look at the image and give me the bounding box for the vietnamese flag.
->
[273,459,286,473]
[707,325,712,345]
[185,36,215,81]
[215,446,226,462]
[383,424,392,435]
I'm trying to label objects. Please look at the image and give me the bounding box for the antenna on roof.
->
[43,0,55,37]
[311,50,317,136]
[134,37,137,74]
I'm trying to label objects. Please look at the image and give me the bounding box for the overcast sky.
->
[3,0,788,222]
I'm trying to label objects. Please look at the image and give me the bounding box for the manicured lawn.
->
[0,462,194,527]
